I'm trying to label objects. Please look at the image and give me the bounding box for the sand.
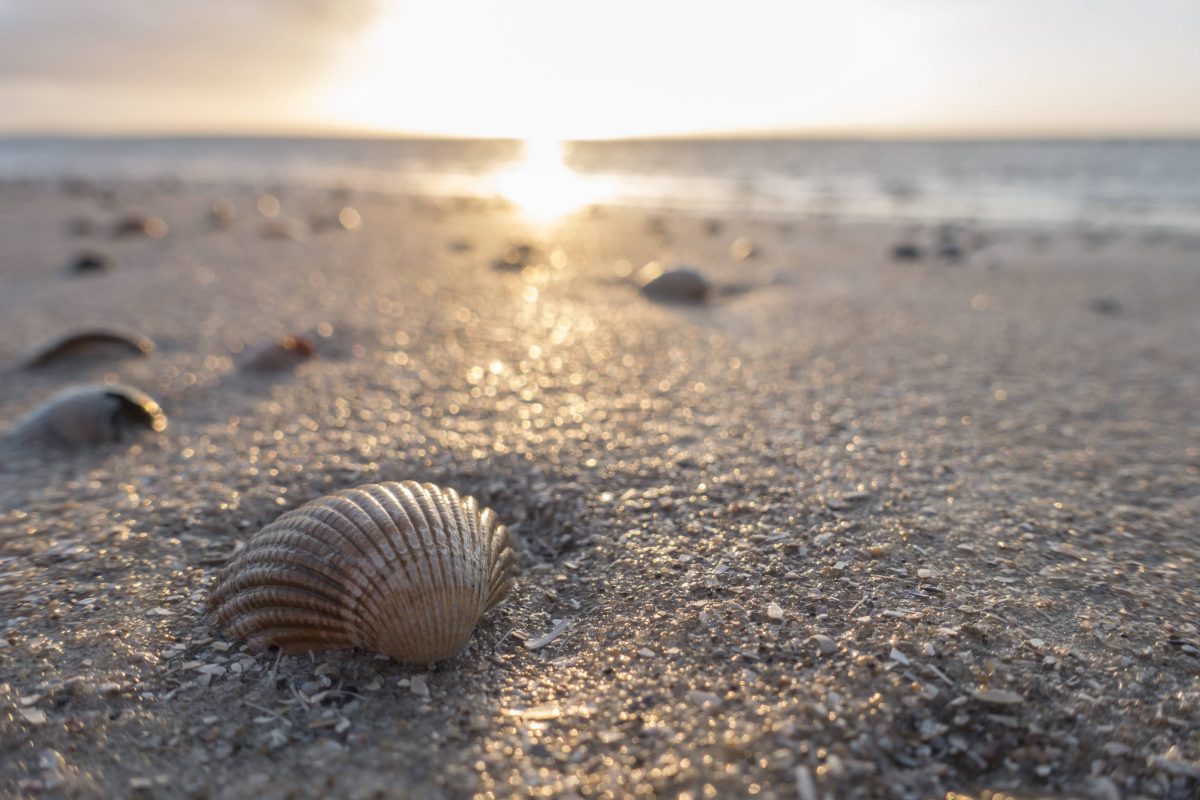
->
[1,179,1199,799]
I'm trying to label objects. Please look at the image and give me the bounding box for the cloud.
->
[0,0,381,130]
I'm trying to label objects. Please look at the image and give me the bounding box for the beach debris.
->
[971,688,1024,706]
[210,481,518,664]
[1089,295,1124,315]
[811,634,838,655]
[260,218,310,240]
[112,214,168,239]
[67,251,114,275]
[492,242,537,271]
[890,243,922,261]
[636,262,710,304]
[730,237,757,261]
[524,619,571,651]
[209,199,237,228]
[20,330,155,369]
[4,384,167,450]
[240,334,315,372]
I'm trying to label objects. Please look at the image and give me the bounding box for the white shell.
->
[5,384,167,449]
[209,481,517,664]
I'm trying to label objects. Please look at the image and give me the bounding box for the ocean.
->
[2,135,1198,230]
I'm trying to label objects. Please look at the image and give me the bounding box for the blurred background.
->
[0,0,1198,230]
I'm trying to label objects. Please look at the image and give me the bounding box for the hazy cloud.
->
[0,0,381,130]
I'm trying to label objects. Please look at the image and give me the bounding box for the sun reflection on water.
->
[490,139,609,223]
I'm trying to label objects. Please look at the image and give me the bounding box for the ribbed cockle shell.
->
[5,384,167,449]
[209,481,518,664]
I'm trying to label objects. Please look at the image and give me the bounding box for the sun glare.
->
[489,139,609,224]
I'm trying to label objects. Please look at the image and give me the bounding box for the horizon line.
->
[3,126,1200,143]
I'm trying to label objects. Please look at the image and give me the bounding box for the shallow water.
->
[2,135,1199,230]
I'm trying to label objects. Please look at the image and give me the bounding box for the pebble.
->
[637,265,710,304]
[811,635,837,655]
[767,602,785,621]
[19,708,47,725]
[67,251,113,275]
[410,675,430,697]
[891,243,922,261]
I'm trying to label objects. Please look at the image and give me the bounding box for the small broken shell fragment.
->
[20,330,155,369]
[4,384,167,450]
[636,262,709,304]
[209,481,518,664]
[240,335,315,372]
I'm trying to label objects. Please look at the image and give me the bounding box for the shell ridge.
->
[415,482,475,656]
[260,502,396,646]
[340,484,426,651]
[212,560,360,625]
[392,482,451,660]
[315,493,413,647]
[359,481,444,660]
[436,484,486,632]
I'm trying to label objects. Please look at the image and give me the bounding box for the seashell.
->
[67,250,114,275]
[21,330,155,369]
[240,335,315,372]
[636,262,709,304]
[111,214,168,239]
[209,481,518,664]
[5,384,167,449]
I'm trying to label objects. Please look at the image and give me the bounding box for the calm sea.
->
[1,136,1198,230]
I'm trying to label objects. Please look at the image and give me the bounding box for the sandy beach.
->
[1,179,1199,799]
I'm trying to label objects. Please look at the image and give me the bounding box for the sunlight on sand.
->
[489,139,611,224]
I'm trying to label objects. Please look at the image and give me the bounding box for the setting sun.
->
[488,139,609,223]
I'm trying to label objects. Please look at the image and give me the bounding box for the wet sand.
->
[1,180,1199,798]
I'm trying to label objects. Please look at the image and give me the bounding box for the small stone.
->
[19,708,47,725]
[889,648,910,666]
[891,243,922,261]
[767,602,784,621]
[637,265,709,304]
[68,251,114,275]
[811,635,837,655]
[410,675,430,697]
[637,647,655,658]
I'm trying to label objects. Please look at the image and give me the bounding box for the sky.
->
[1,0,1198,139]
